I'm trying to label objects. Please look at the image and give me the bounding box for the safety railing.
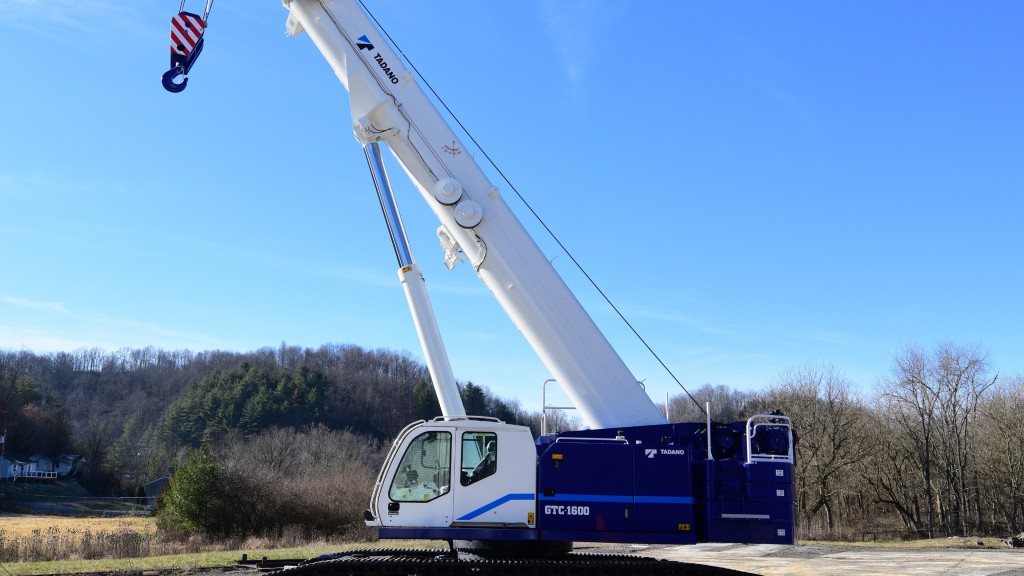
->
[745,414,794,464]
[9,470,59,481]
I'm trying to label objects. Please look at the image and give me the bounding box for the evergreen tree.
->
[461,382,487,416]
[156,363,329,447]
[412,380,441,421]
[156,444,222,536]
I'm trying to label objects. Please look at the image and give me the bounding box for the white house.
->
[56,454,85,476]
[0,451,35,481]
[31,454,57,473]
[0,429,82,481]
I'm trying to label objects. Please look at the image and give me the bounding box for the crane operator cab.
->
[365,417,538,538]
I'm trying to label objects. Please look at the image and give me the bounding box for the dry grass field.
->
[0,512,430,576]
[0,513,156,537]
[0,513,165,565]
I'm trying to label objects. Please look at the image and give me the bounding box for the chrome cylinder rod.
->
[361,142,466,419]
[364,142,414,268]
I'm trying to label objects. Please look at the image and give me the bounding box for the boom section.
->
[282,0,667,429]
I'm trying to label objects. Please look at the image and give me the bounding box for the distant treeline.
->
[670,341,1024,540]
[3,340,1024,541]
[0,344,562,496]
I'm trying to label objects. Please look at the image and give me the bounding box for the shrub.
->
[156,427,385,540]
[156,444,225,537]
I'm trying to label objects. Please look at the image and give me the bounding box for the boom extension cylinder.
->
[363,142,466,419]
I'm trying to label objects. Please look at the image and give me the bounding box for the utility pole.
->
[1,428,7,481]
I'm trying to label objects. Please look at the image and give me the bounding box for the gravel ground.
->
[19,543,1024,576]
[641,542,1024,576]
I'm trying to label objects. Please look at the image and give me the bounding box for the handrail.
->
[541,379,576,436]
[552,436,628,445]
[433,415,503,423]
[706,402,713,461]
[9,470,59,481]
[745,414,794,464]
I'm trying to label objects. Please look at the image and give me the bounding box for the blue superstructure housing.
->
[378,417,796,546]
[536,421,795,545]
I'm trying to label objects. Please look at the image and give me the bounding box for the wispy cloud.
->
[0,0,153,50]
[539,0,627,98]
[1,0,127,26]
[0,171,99,201]
[1,296,224,352]
[725,32,816,127]
[0,324,98,352]
[609,303,747,340]
[4,296,68,314]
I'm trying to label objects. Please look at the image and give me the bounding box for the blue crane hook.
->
[162,65,188,93]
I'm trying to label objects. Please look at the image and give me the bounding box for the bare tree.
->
[977,375,1024,533]
[932,341,997,534]
[859,411,928,533]
[752,364,869,537]
[668,384,754,424]
[876,345,940,536]
[875,341,996,536]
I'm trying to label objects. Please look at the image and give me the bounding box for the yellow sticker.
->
[552,453,563,460]
[679,523,691,531]
[527,512,535,526]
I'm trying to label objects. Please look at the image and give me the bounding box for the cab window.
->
[389,431,451,502]
[461,432,497,486]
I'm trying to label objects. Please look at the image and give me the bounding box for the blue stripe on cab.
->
[457,493,534,521]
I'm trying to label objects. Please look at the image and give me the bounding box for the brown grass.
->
[0,514,430,567]
[0,514,155,537]
[0,513,444,576]
[803,536,1009,549]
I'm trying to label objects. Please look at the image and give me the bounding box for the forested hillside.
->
[0,344,536,496]
[3,340,1024,542]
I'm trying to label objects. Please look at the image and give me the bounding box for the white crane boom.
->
[282,0,667,429]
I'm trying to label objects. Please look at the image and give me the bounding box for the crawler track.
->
[268,548,756,576]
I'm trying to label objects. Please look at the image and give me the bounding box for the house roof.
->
[1,451,32,464]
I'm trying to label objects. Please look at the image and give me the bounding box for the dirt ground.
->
[4,517,1023,576]
[636,542,1024,576]
[196,544,1024,576]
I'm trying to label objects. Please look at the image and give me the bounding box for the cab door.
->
[452,426,537,528]
[377,427,454,527]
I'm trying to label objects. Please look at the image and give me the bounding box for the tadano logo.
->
[356,34,400,84]
[645,449,686,458]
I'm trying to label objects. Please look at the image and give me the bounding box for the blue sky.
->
[1,1,1021,413]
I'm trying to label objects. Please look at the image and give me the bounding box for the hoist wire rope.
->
[178,0,214,20]
[357,0,705,416]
